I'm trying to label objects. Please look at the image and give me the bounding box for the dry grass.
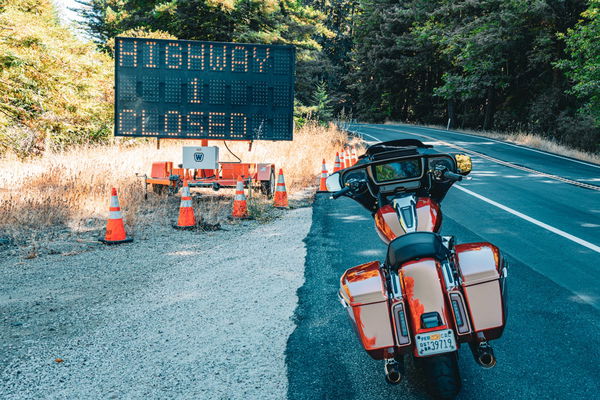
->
[0,122,351,252]
[385,122,600,165]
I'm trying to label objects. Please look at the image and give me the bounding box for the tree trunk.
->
[483,87,495,131]
[447,100,456,129]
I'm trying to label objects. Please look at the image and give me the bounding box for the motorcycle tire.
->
[420,351,461,399]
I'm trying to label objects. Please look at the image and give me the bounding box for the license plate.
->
[415,329,457,356]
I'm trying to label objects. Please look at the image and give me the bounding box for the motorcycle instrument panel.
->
[371,158,423,184]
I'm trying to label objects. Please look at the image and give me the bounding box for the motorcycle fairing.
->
[374,196,442,243]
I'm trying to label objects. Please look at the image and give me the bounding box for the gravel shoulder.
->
[1,206,312,399]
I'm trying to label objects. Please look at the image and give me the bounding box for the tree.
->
[559,0,600,125]
[77,0,333,104]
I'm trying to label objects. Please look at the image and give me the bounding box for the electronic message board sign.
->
[114,37,295,140]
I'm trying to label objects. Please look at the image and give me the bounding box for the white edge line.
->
[348,129,379,143]
[350,124,600,253]
[363,125,600,190]
[455,185,600,254]
[365,123,600,169]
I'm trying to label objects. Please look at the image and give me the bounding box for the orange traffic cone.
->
[345,149,351,168]
[232,176,249,218]
[333,152,341,173]
[99,188,132,244]
[174,180,196,229]
[318,159,328,192]
[351,147,358,165]
[339,151,345,170]
[273,169,289,208]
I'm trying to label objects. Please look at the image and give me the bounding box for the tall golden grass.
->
[0,122,352,245]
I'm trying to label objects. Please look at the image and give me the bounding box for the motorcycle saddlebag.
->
[455,243,507,340]
[339,261,395,359]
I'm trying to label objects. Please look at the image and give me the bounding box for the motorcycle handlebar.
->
[332,186,352,199]
[443,170,463,182]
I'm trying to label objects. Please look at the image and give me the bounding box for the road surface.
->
[286,123,600,399]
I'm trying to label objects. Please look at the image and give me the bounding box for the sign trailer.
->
[114,37,296,195]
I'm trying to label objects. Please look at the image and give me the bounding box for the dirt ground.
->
[0,201,313,399]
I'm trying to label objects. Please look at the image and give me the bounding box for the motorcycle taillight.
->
[449,292,472,335]
[392,302,411,346]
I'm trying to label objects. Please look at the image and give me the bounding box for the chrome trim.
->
[391,195,417,234]
[384,359,403,384]
[389,270,403,299]
[441,235,454,250]
[470,341,496,369]
[441,260,457,291]
[337,291,349,309]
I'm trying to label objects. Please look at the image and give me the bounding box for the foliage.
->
[346,0,599,151]
[296,81,334,125]
[0,0,113,157]
[558,0,600,127]
[77,0,333,104]
[3,0,600,155]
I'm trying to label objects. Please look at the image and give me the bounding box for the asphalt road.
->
[286,124,600,399]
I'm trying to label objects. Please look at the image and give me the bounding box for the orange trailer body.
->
[146,161,276,196]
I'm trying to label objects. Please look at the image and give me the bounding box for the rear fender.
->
[401,258,452,355]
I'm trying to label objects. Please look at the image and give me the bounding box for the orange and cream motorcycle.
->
[326,139,508,400]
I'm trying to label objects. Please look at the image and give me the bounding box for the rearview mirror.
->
[454,154,472,175]
[326,172,342,192]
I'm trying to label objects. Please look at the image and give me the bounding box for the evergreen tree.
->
[77,0,332,103]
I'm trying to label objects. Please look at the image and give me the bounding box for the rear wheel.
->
[420,352,461,399]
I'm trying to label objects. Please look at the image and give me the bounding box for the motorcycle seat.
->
[386,232,449,268]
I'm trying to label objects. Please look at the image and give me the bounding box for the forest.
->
[1,0,599,153]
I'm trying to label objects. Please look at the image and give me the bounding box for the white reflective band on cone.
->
[110,196,120,208]
[180,199,192,207]
[109,211,123,219]
[235,194,246,201]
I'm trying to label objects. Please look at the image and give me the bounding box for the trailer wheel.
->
[260,170,276,198]
[152,184,166,195]
[420,352,461,399]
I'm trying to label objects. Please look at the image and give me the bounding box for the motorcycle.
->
[326,139,508,399]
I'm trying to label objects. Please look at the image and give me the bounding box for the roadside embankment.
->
[0,122,348,257]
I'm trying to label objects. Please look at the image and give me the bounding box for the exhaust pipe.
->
[470,342,496,369]
[384,359,404,384]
